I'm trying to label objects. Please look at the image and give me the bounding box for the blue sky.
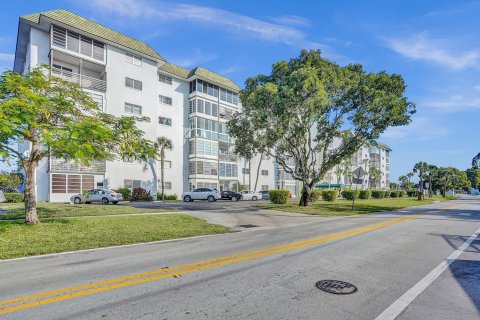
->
[0,0,478,182]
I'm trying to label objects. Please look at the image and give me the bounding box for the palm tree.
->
[426,164,438,197]
[335,164,345,185]
[413,162,429,199]
[362,158,370,189]
[154,137,173,201]
[369,167,382,188]
[406,172,414,190]
[398,175,409,190]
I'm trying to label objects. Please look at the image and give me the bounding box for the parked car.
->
[70,189,123,205]
[182,188,221,202]
[259,190,270,200]
[220,190,242,201]
[240,190,262,201]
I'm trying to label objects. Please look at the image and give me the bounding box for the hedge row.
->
[3,193,24,203]
[157,193,178,200]
[321,190,338,202]
[359,190,371,199]
[341,190,360,200]
[269,190,290,204]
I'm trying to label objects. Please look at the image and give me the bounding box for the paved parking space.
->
[124,199,332,231]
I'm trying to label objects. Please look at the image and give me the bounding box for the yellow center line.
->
[0,214,422,315]
[441,203,463,210]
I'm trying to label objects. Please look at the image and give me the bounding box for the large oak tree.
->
[228,50,415,206]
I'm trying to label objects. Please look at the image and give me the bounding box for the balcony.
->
[52,67,106,92]
[49,157,106,174]
[219,153,238,162]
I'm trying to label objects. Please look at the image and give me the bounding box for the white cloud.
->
[169,49,218,68]
[268,15,311,27]
[382,116,450,141]
[474,84,480,91]
[383,33,480,70]
[0,53,14,62]
[422,94,480,112]
[85,0,342,55]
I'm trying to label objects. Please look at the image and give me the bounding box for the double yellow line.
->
[0,214,422,315]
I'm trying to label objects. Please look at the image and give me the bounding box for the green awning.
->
[315,183,345,189]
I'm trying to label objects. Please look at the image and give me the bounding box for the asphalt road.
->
[0,196,479,320]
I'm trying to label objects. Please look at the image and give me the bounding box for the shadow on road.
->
[450,259,480,312]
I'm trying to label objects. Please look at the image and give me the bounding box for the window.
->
[159,117,172,126]
[190,79,220,98]
[159,95,172,105]
[261,170,269,176]
[52,64,73,73]
[52,174,93,194]
[160,182,172,190]
[159,74,172,84]
[89,93,103,110]
[192,139,218,156]
[220,88,238,105]
[123,156,141,163]
[52,25,105,61]
[219,163,238,177]
[163,160,172,169]
[189,161,218,176]
[52,174,67,193]
[125,103,142,115]
[126,52,142,66]
[261,185,269,191]
[125,77,142,90]
[124,179,141,189]
[242,168,250,174]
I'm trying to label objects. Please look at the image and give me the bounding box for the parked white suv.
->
[182,188,221,202]
[240,190,262,201]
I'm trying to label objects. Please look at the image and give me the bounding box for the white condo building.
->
[13,9,391,202]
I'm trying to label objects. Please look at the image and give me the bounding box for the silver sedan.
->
[70,189,124,205]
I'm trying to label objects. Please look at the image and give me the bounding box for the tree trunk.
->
[24,162,39,224]
[254,153,263,191]
[428,175,433,197]
[248,158,252,190]
[298,182,311,207]
[148,160,157,201]
[160,157,165,201]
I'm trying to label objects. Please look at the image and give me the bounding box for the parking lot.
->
[125,199,331,231]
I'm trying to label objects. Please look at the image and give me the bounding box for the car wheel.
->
[207,195,215,202]
[184,195,192,202]
[73,197,82,204]
[102,197,109,205]
[252,196,258,201]
[231,196,238,201]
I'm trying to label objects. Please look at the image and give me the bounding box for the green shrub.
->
[390,191,400,198]
[371,190,385,199]
[399,190,406,197]
[321,190,338,202]
[358,190,371,199]
[131,187,152,201]
[341,189,359,200]
[309,189,322,202]
[157,193,178,200]
[407,191,419,197]
[3,193,23,203]
[115,187,131,201]
[269,190,290,204]
[383,190,390,198]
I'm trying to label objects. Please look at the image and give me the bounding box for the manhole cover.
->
[315,280,357,295]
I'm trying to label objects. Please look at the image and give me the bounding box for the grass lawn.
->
[0,214,229,259]
[0,202,173,220]
[259,196,455,216]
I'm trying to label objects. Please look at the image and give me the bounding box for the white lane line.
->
[375,225,480,320]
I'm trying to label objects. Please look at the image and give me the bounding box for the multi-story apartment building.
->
[13,9,391,202]
[13,9,278,201]
[321,141,391,190]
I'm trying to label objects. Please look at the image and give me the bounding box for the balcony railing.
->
[52,67,106,92]
[219,153,238,162]
[49,157,106,174]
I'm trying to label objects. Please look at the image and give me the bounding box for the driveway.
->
[125,199,331,231]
